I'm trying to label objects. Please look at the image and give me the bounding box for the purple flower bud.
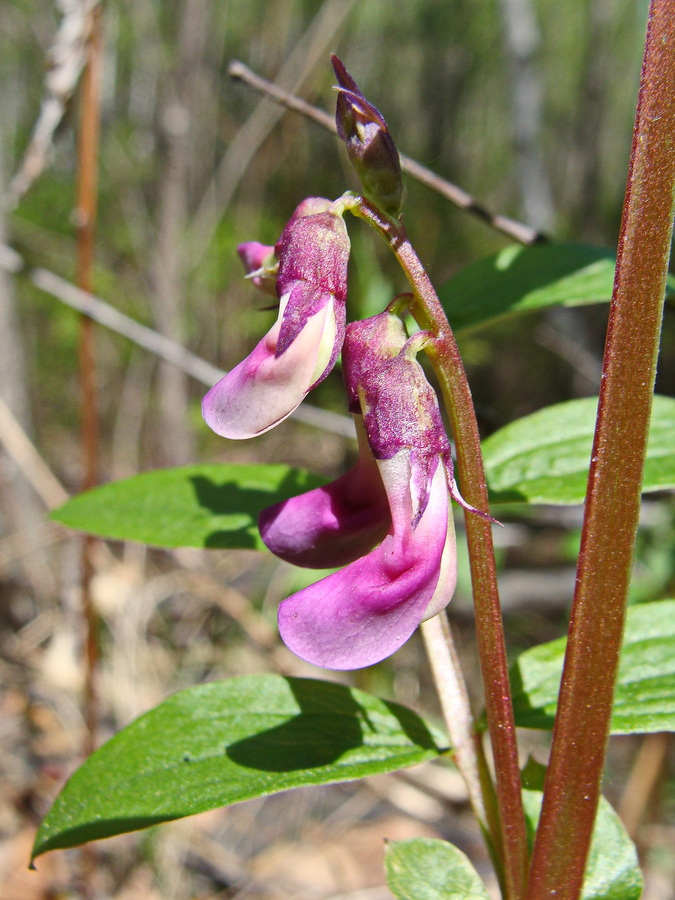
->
[331,55,403,216]
[202,198,350,439]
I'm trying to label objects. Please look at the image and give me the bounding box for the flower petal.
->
[278,458,451,669]
[421,479,457,621]
[259,418,390,568]
[237,242,278,296]
[202,299,337,439]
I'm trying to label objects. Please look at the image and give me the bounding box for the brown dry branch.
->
[227,59,546,246]
[5,0,103,210]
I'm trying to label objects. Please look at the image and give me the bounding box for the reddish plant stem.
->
[75,2,103,759]
[525,4,675,898]
[348,197,528,900]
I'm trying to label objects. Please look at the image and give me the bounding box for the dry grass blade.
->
[5,0,102,209]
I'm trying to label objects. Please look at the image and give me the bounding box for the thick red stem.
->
[525,3,675,897]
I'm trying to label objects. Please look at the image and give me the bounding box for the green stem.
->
[525,4,675,898]
[420,614,488,829]
[347,196,529,900]
[420,614,504,890]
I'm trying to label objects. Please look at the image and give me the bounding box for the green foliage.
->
[32,675,446,859]
[50,464,325,549]
[439,240,675,333]
[385,788,643,900]
[483,395,675,505]
[521,761,643,900]
[49,395,675,550]
[511,600,675,733]
[385,837,491,900]
[440,243,620,332]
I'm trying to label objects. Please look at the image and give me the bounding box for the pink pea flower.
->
[265,310,461,670]
[259,415,391,569]
[202,198,350,440]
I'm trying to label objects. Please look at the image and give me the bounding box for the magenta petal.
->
[237,242,277,296]
[278,462,450,669]
[260,420,390,568]
[202,301,336,439]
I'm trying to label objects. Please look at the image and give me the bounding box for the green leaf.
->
[522,781,643,899]
[483,394,675,505]
[439,242,619,332]
[50,464,325,549]
[385,837,490,900]
[511,599,675,733]
[33,675,447,859]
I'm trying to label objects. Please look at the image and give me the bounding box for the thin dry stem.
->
[420,614,486,827]
[228,59,545,246]
[0,394,69,508]
[75,0,103,764]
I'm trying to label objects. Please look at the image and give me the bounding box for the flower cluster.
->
[203,60,471,669]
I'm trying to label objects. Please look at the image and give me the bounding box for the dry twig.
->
[228,59,546,246]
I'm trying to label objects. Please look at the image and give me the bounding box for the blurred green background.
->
[1,2,673,898]
[2,0,665,483]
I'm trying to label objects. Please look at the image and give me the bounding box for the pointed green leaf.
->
[33,675,447,859]
[483,395,675,505]
[440,243,618,332]
[385,837,490,900]
[440,241,675,332]
[512,599,675,733]
[50,464,325,549]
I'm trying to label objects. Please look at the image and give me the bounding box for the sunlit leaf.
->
[50,464,325,549]
[33,675,447,859]
[385,837,490,900]
[512,600,675,733]
[483,395,675,505]
[439,243,617,332]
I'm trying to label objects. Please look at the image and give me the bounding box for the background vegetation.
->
[0,1,672,898]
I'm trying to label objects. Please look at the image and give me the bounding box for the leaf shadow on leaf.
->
[226,678,441,772]
[487,487,530,506]
[189,470,323,549]
[509,660,558,730]
[440,243,616,332]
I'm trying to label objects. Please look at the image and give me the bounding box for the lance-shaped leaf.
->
[483,395,675,505]
[32,675,447,859]
[511,599,675,733]
[50,464,326,549]
[439,242,675,333]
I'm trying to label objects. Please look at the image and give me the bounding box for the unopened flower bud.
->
[331,55,402,216]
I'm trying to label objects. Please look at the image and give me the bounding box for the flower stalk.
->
[525,3,675,897]
[346,194,528,900]
[420,614,502,864]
